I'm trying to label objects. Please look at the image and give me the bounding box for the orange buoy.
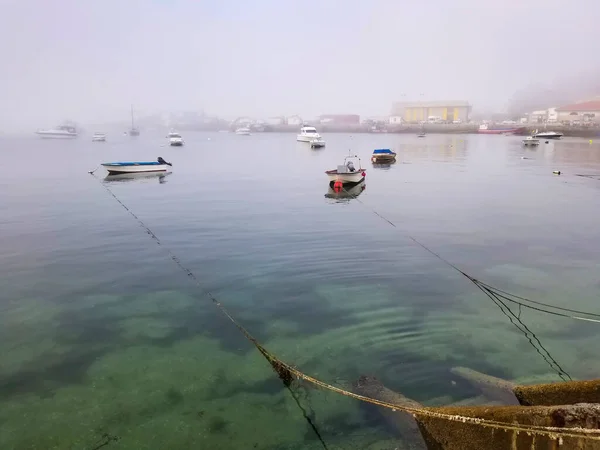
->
[333,180,343,191]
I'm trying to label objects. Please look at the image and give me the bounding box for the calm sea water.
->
[1,131,600,449]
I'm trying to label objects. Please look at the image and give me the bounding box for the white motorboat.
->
[522,136,540,146]
[168,131,184,146]
[235,127,251,135]
[297,126,321,142]
[92,132,106,142]
[310,137,326,148]
[533,130,563,139]
[325,154,366,186]
[102,157,172,175]
[36,125,77,139]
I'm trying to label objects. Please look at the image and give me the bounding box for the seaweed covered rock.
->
[414,403,600,450]
[514,379,600,406]
[353,375,426,449]
[450,367,519,405]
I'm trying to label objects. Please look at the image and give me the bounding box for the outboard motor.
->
[157,157,172,166]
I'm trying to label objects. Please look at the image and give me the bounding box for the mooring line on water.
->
[88,173,600,441]
[88,173,329,449]
[338,185,575,380]
[340,186,600,323]
[474,280,571,381]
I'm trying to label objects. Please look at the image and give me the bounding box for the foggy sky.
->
[1,0,598,130]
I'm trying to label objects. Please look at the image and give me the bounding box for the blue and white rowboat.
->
[102,157,172,175]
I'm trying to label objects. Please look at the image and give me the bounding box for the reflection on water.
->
[395,135,469,162]
[103,172,172,183]
[371,161,396,170]
[324,181,366,201]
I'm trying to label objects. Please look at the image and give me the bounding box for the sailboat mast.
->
[131,105,134,128]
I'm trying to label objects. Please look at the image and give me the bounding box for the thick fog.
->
[1,0,598,130]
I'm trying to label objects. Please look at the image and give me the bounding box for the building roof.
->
[557,101,600,112]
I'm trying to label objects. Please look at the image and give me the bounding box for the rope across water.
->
[89,172,600,441]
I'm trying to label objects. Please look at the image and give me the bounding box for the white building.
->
[287,115,303,126]
[547,107,558,123]
[389,116,403,125]
[265,116,285,125]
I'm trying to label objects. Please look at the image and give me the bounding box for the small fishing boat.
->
[168,131,184,146]
[325,154,366,187]
[371,148,396,163]
[310,137,326,148]
[102,157,172,175]
[522,136,540,146]
[235,127,251,135]
[417,132,426,138]
[92,132,106,142]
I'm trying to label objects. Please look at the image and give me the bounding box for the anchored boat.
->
[168,131,184,146]
[522,136,540,146]
[371,148,396,163]
[102,157,172,175]
[325,154,366,187]
[92,132,106,142]
[310,137,326,148]
[533,130,563,139]
[36,125,78,139]
[297,126,321,142]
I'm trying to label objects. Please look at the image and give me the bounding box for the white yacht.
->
[36,125,78,139]
[235,127,251,135]
[297,126,321,142]
[168,131,184,146]
[533,130,563,140]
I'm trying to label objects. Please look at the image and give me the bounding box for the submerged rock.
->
[450,367,519,405]
[353,375,426,449]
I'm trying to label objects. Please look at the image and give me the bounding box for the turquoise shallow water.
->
[1,132,600,449]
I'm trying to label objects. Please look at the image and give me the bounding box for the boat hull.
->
[479,128,519,134]
[36,132,77,139]
[325,170,366,186]
[371,155,396,163]
[102,164,170,175]
[533,133,562,139]
[297,134,320,142]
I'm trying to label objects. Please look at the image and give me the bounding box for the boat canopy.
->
[301,127,317,132]
[372,148,395,154]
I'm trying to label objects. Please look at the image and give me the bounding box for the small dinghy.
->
[522,136,540,147]
[325,154,366,187]
[168,131,184,146]
[310,137,326,148]
[102,157,172,175]
[371,148,396,163]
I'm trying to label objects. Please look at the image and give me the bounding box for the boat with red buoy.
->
[325,154,366,188]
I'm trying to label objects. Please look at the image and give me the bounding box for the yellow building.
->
[391,101,471,123]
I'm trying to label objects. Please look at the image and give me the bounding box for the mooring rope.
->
[340,186,600,324]
[89,172,599,441]
[335,184,574,380]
